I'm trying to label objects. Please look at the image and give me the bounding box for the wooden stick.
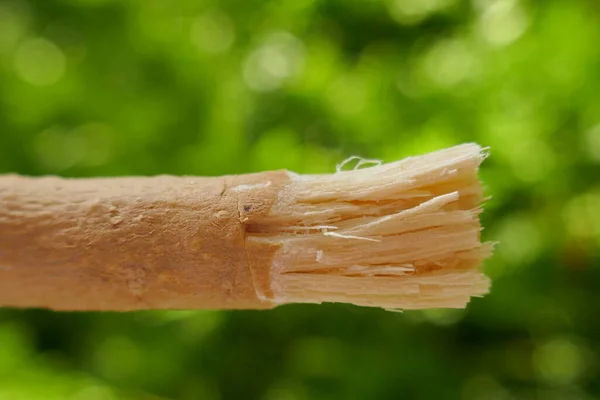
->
[0,143,493,311]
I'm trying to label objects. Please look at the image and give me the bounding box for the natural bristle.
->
[247,143,492,310]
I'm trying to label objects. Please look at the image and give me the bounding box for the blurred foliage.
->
[1,0,600,399]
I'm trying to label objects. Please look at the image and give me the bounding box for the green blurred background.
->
[1,0,600,399]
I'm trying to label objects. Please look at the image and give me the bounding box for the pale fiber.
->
[249,143,492,310]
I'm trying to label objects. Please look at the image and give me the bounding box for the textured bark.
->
[0,171,289,311]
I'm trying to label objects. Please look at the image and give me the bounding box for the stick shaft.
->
[0,173,285,311]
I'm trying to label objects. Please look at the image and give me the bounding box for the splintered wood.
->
[247,143,493,310]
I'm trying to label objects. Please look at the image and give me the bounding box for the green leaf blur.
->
[1,0,599,399]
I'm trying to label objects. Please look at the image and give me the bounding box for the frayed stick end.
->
[249,143,494,311]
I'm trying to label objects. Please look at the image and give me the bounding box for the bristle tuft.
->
[247,143,493,310]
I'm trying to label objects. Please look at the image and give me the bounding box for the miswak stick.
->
[0,143,493,311]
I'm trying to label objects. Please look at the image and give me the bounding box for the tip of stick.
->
[248,143,493,311]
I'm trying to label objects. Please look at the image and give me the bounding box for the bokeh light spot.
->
[424,38,479,88]
[34,123,114,171]
[14,37,66,86]
[243,32,305,92]
[493,214,541,273]
[477,0,529,47]
[534,337,588,385]
[191,10,235,54]
[509,139,556,183]
[34,126,85,171]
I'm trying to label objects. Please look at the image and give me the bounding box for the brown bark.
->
[0,171,289,311]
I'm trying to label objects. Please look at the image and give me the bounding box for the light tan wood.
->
[256,143,493,310]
